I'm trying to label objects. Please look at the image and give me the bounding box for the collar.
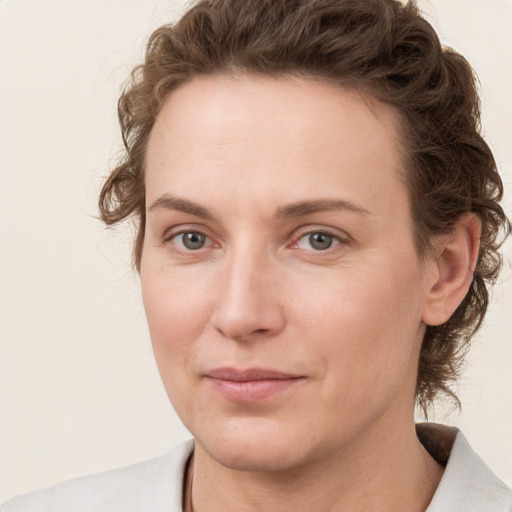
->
[416,423,512,511]
[161,426,512,512]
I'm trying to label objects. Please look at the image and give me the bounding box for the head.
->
[99,0,507,418]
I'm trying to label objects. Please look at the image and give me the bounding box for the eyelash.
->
[163,227,350,254]
[164,229,217,252]
[292,230,347,252]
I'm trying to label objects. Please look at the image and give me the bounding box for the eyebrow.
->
[147,195,371,219]
[147,195,214,219]
[275,199,372,218]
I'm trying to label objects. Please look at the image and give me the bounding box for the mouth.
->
[205,367,305,402]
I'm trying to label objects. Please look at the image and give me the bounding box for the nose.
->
[211,249,286,342]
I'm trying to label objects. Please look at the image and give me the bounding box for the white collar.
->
[422,426,512,511]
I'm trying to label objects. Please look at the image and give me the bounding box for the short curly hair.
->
[99,0,508,412]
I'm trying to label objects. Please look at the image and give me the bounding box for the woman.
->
[3,0,511,510]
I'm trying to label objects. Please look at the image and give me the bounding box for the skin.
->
[140,74,480,511]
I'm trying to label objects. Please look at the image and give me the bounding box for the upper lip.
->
[206,367,302,381]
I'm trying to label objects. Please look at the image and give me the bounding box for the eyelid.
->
[163,224,220,252]
[161,223,350,253]
[289,226,351,250]
[163,223,213,241]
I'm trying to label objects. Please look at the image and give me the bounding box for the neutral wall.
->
[1,0,511,502]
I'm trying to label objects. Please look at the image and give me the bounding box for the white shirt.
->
[3,428,511,511]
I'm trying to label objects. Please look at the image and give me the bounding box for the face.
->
[141,74,432,472]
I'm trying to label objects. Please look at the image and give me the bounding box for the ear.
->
[422,213,481,326]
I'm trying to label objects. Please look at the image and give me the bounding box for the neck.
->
[188,416,444,512]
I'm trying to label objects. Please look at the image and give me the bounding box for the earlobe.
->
[422,213,481,326]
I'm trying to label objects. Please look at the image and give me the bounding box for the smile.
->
[205,368,304,402]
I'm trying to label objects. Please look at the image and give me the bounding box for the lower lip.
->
[207,377,302,402]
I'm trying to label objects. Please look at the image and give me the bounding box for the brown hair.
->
[99,0,509,411]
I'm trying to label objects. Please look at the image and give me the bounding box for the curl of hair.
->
[99,0,509,411]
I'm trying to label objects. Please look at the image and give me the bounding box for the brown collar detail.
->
[416,422,457,467]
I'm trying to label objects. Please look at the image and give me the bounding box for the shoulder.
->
[1,440,194,512]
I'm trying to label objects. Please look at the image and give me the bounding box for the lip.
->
[205,367,304,402]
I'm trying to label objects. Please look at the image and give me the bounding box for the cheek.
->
[292,260,425,396]
[141,267,213,368]
[140,267,218,422]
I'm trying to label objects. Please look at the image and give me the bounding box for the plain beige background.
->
[1,0,511,502]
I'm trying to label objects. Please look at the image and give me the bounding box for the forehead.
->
[145,74,408,224]
[147,73,403,165]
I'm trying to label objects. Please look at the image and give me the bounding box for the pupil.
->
[183,232,205,249]
[309,233,332,250]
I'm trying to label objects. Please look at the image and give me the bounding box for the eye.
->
[296,231,341,251]
[171,231,209,250]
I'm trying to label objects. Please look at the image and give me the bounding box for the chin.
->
[193,416,318,473]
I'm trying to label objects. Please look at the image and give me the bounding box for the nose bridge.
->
[213,240,284,341]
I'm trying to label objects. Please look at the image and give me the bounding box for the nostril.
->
[215,325,272,342]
